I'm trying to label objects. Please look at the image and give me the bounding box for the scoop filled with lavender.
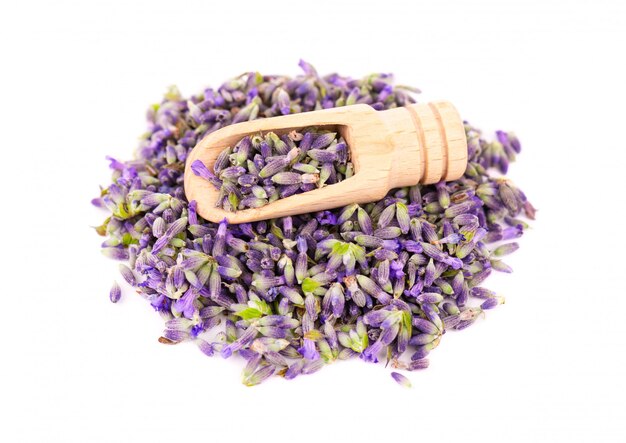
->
[93,60,533,386]
[192,129,352,211]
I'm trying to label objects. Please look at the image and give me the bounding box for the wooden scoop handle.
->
[379,101,468,187]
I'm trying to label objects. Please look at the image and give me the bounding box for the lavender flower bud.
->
[391,372,412,388]
[109,281,121,303]
[118,264,136,286]
[408,359,430,371]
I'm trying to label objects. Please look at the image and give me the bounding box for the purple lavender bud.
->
[411,346,431,361]
[374,226,402,239]
[190,160,222,189]
[471,287,496,299]
[293,131,312,152]
[300,173,320,184]
[299,338,320,361]
[336,203,358,225]
[499,225,523,241]
[409,334,438,346]
[263,351,288,367]
[409,219,422,242]
[391,372,412,388]
[160,329,189,344]
[396,203,410,234]
[356,275,391,305]
[284,359,305,380]
[152,217,188,254]
[412,317,440,334]
[436,182,451,209]
[377,260,390,286]
[469,267,492,287]
[240,196,269,208]
[361,340,384,363]
[257,140,271,158]
[304,293,318,320]
[401,240,423,253]
[242,364,275,386]
[219,165,246,181]
[196,339,215,357]
[256,326,287,339]
[421,242,463,270]
[422,303,444,331]
[354,207,373,235]
[363,309,392,327]
[442,300,460,315]
[437,233,465,245]
[379,323,400,345]
[310,132,337,150]
[252,274,285,291]
[329,283,345,317]
[408,359,430,371]
[523,200,536,220]
[377,203,396,228]
[492,242,519,257]
[300,358,325,375]
[217,265,242,279]
[415,292,443,303]
[434,278,454,295]
[420,221,438,243]
[349,285,366,307]
[374,249,398,261]
[422,259,435,287]
[449,271,464,295]
[444,201,475,218]
[237,174,259,187]
[480,296,505,310]
[490,260,513,273]
[498,182,520,213]
[118,264,136,286]
[440,313,460,328]
[102,247,129,261]
[332,142,349,164]
[213,146,233,174]
[355,235,384,248]
[306,148,337,165]
[269,172,300,185]
[258,158,288,178]
[247,185,266,200]
[172,266,185,287]
[109,281,121,303]
[273,88,291,115]
[291,162,319,174]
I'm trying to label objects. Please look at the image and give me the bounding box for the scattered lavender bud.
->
[109,281,121,303]
[118,264,136,286]
[391,371,412,388]
[408,359,430,371]
[481,295,505,310]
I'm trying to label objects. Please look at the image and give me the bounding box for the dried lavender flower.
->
[94,61,532,386]
[109,281,121,303]
[391,371,412,388]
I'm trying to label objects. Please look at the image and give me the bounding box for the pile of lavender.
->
[94,61,533,386]
[191,129,351,211]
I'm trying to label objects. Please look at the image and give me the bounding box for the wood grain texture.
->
[184,102,467,223]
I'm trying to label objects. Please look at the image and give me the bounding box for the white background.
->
[1,1,625,442]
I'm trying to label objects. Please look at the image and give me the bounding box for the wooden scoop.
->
[184,101,467,224]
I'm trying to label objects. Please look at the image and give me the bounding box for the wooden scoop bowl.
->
[184,101,467,224]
